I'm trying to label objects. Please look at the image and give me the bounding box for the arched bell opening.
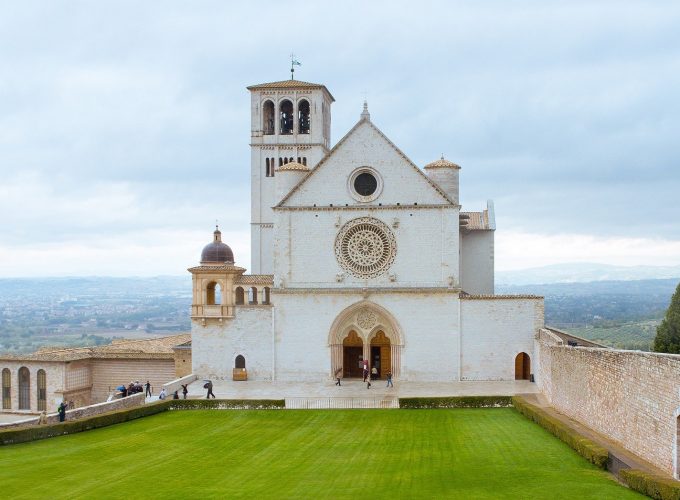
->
[262,100,275,135]
[279,99,294,134]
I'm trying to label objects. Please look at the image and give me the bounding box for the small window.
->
[18,367,30,410]
[37,369,46,412]
[2,368,10,410]
[235,287,245,305]
[235,355,246,369]
[354,172,378,196]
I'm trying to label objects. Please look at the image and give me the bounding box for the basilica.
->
[189,78,544,382]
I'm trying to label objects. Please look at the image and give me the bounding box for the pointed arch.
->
[328,301,403,379]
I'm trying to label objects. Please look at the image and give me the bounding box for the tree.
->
[653,282,680,354]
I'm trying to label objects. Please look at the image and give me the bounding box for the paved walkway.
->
[184,379,539,400]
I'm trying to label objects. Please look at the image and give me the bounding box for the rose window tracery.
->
[334,217,396,279]
[357,308,378,330]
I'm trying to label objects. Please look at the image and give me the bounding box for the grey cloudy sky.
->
[1,1,679,277]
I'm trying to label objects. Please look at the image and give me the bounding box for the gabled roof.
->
[246,79,335,101]
[276,117,456,207]
[0,334,191,362]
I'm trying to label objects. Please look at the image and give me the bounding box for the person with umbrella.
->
[204,380,215,399]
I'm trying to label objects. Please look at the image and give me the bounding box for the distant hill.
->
[496,263,680,286]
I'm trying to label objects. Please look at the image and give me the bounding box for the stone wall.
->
[460,230,494,295]
[89,358,176,402]
[460,297,543,380]
[174,348,192,377]
[0,392,145,429]
[538,330,680,478]
[0,361,65,414]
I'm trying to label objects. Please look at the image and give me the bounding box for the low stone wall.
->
[162,373,198,397]
[537,329,680,478]
[0,392,146,429]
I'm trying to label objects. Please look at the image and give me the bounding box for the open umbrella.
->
[116,385,125,391]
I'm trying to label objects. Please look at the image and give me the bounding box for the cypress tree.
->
[653,282,680,354]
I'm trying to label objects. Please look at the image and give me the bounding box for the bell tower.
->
[246,78,334,274]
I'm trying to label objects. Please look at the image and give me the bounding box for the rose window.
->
[335,217,396,278]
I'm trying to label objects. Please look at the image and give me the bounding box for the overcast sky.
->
[1,1,679,277]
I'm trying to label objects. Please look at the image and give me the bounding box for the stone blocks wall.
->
[0,361,65,414]
[460,298,543,380]
[538,332,680,477]
[89,359,176,402]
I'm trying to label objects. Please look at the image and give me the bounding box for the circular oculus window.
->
[334,217,396,279]
[348,168,382,202]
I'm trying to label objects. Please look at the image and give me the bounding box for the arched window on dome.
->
[280,100,294,134]
[248,287,258,305]
[206,282,222,305]
[263,287,271,305]
[235,355,246,369]
[235,287,245,305]
[298,99,310,134]
[37,369,46,412]
[262,100,275,135]
[18,367,29,410]
[2,368,10,409]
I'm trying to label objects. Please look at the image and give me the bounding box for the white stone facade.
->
[190,78,544,383]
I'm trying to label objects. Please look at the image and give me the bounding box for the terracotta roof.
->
[276,161,309,172]
[188,264,246,273]
[0,334,191,362]
[460,211,490,231]
[424,156,461,170]
[246,79,335,101]
[236,274,274,285]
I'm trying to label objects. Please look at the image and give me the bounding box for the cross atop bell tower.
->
[246,78,334,274]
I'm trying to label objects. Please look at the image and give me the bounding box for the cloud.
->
[0,1,679,275]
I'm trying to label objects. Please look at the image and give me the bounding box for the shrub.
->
[620,469,680,500]
[512,396,609,469]
[0,399,285,446]
[168,399,285,410]
[399,396,512,409]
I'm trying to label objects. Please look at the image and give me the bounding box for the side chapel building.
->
[189,78,544,382]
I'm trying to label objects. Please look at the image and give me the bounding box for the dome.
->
[200,226,234,264]
[424,155,461,170]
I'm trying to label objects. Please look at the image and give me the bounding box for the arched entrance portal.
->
[342,331,363,378]
[329,301,403,379]
[514,352,531,380]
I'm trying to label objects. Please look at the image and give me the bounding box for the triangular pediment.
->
[277,119,454,208]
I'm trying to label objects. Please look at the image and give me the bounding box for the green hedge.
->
[168,399,285,410]
[620,469,680,500]
[512,396,609,469]
[399,396,513,408]
[0,399,285,446]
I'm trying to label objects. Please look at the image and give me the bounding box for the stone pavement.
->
[184,378,539,400]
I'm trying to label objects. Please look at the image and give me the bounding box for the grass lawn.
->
[0,408,641,499]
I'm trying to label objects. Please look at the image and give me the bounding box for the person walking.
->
[145,380,152,397]
[181,383,189,399]
[57,401,67,422]
[172,390,180,400]
[205,380,216,399]
[158,388,167,400]
[334,367,342,386]
[366,374,371,390]
[386,370,393,388]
